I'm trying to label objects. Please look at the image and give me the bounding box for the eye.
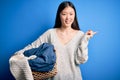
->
[70,13,73,15]
[62,13,66,15]
[70,12,74,15]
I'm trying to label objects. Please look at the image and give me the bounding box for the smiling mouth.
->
[65,20,71,24]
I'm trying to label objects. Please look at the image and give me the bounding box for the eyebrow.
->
[61,10,75,13]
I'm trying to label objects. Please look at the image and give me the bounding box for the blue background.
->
[0,0,120,80]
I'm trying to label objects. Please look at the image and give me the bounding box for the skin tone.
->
[56,6,96,45]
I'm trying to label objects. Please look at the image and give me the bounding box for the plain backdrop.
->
[0,0,120,80]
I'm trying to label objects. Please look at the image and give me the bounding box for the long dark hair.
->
[54,1,80,30]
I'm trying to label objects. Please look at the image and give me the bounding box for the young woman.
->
[10,1,96,80]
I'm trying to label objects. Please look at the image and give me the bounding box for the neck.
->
[60,26,73,32]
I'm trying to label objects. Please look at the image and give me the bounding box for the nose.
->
[66,14,70,20]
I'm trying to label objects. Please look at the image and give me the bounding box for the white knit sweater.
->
[9,28,90,80]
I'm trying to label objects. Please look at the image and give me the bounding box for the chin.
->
[64,23,71,26]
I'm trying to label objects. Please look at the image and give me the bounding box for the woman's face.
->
[60,6,75,28]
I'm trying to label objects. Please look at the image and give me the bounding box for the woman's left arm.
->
[75,30,96,64]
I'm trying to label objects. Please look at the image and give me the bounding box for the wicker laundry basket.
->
[32,63,57,80]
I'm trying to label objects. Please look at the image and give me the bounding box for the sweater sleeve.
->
[75,33,91,65]
[14,29,52,55]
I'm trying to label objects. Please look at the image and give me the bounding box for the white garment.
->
[9,28,90,80]
[9,54,34,80]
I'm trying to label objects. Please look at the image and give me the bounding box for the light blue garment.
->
[23,43,56,72]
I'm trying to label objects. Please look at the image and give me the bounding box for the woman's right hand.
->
[86,30,97,38]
